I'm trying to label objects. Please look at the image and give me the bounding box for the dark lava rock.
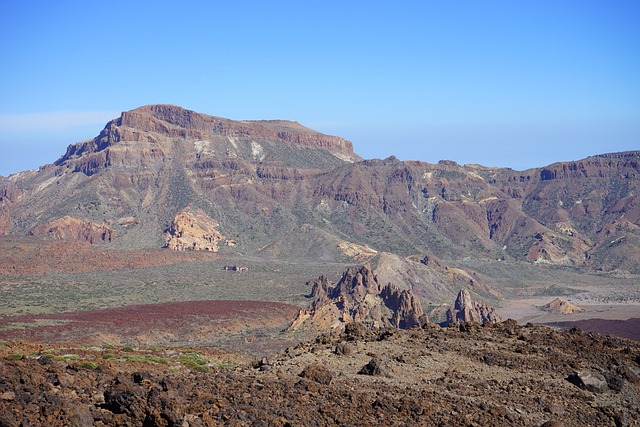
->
[603,372,624,392]
[359,358,391,377]
[299,364,333,385]
[334,341,353,356]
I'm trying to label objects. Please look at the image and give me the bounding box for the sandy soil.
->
[498,298,640,324]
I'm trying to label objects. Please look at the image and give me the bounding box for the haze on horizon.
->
[1,1,638,176]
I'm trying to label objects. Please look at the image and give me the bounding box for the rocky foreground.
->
[1,321,639,426]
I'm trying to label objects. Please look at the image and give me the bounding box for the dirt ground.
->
[498,299,640,324]
[1,321,639,426]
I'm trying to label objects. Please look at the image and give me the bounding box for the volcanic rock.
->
[445,289,502,325]
[1,321,639,426]
[29,216,116,244]
[164,207,232,251]
[1,105,640,275]
[566,370,609,393]
[358,358,392,377]
[299,364,333,384]
[287,264,427,332]
[543,298,584,315]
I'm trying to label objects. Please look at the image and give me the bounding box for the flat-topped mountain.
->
[0,105,639,276]
[54,104,358,176]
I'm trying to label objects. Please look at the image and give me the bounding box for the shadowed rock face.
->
[446,289,502,325]
[288,264,427,331]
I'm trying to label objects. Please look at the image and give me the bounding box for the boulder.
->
[299,364,333,385]
[566,370,609,393]
[358,358,392,377]
[542,298,583,314]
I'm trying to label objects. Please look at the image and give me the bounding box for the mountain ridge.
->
[1,105,639,276]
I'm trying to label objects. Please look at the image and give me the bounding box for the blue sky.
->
[1,1,638,176]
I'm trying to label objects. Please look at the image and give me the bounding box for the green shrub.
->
[56,354,79,361]
[102,353,116,360]
[7,353,23,360]
[80,361,99,370]
[179,352,210,372]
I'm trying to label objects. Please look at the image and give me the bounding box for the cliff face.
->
[54,104,357,175]
[287,264,427,331]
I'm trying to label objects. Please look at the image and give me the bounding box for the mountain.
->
[1,105,639,275]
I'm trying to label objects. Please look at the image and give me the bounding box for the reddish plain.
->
[0,236,228,275]
[0,300,299,352]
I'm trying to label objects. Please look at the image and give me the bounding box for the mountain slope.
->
[1,105,639,273]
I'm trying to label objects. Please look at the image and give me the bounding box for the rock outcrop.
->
[54,105,358,176]
[287,264,427,331]
[164,207,233,251]
[29,216,116,244]
[543,298,584,315]
[446,289,502,325]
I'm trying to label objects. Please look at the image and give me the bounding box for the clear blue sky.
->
[1,1,638,176]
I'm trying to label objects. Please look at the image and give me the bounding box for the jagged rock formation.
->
[543,298,584,315]
[29,216,116,244]
[288,264,427,331]
[164,207,232,251]
[446,289,502,325]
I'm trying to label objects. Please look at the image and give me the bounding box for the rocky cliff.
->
[287,264,427,331]
[445,289,502,325]
[29,216,116,244]
[54,104,358,175]
[164,207,233,252]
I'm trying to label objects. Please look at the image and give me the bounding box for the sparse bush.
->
[80,361,98,370]
[179,352,210,372]
[7,353,23,360]
[56,354,79,361]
